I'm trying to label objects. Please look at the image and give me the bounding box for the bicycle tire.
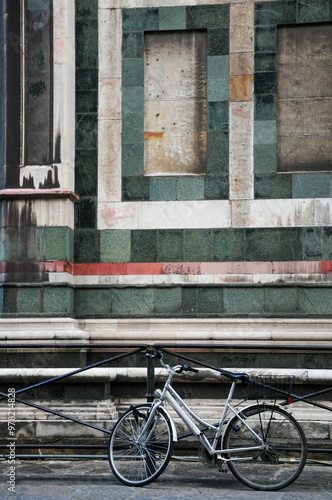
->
[223,403,307,491]
[109,404,173,486]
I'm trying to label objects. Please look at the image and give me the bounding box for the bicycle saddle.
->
[219,370,249,383]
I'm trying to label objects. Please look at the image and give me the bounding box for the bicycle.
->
[108,350,307,491]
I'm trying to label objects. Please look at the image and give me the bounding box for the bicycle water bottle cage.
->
[220,370,249,383]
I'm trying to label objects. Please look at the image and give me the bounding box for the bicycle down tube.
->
[156,381,262,457]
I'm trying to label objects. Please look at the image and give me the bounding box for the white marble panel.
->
[315,199,332,226]
[248,199,316,228]
[229,101,254,200]
[98,200,231,229]
[53,0,75,189]
[230,2,254,54]
[100,0,255,8]
[99,79,121,120]
[98,120,122,203]
[99,8,122,79]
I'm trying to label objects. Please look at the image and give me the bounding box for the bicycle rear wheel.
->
[223,404,307,491]
[109,404,173,486]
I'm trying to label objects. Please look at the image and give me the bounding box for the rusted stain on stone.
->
[144,132,164,141]
[229,75,253,102]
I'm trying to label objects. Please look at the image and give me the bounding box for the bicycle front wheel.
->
[223,404,307,491]
[109,404,173,486]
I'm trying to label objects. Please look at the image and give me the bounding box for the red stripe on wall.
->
[1,261,331,276]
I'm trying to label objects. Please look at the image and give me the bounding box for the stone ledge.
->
[0,189,79,203]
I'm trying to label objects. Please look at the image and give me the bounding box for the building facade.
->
[1,0,332,440]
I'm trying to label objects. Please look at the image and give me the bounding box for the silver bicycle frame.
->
[153,377,263,458]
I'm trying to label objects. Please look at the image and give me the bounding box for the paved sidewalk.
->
[0,459,331,500]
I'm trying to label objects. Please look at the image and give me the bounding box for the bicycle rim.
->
[224,404,307,491]
[109,404,173,486]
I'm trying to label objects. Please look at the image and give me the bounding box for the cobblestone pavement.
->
[0,459,331,500]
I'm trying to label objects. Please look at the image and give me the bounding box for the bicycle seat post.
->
[145,346,156,402]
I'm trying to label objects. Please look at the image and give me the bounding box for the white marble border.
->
[1,317,332,344]
[97,198,332,229]
[97,1,332,232]
[49,272,332,286]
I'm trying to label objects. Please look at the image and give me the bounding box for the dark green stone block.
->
[255,26,277,52]
[76,70,98,91]
[76,0,98,19]
[303,227,323,260]
[296,0,330,23]
[197,287,223,314]
[122,8,159,31]
[186,5,229,29]
[159,6,186,30]
[122,176,150,201]
[74,230,100,263]
[254,174,292,199]
[5,227,36,261]
[76,114,98,149]
[122,143,144,177]
[157,229,183,262]
[44,287,73,316]
[254,144,277,173]
[122,32,144,59]
[224,288,264,314]
[39,227,74,261]
[254,94,276,121]
[207,131,229,173]
[246,228,302,261]
[3,288,17,314]
[122,86,144,114]
[254,72,277,94]
[154,287,182,314]
[322,228,332,260]
[122,59,144,86]
[100,230,131,263]
[204,174,229,200]
[264,287,298,314]
[150,177,177,201]
[122,112,144,145]
[75,288,110,317]
[75,149,98,196]
[184,230,213,261]
[255,53,276,73]
[76,20,98,69]
[292,173,331,198]
[131,230,158,262]
[254,121,276,145]
[208,56,229,80]
[213,229,245,261]
[75,197,96,229]
[76,90,98,113]
[177,177,205,201]
[299,288,332,315]
[111,288,154,316]
[18,288,42,314]
[207,29,229,56]
[208,101,229,131]
[182,287,198,315]
[255,1,296,25]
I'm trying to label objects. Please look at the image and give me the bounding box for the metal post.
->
[145,346,155,402]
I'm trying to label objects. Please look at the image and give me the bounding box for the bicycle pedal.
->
[219,461,228,473]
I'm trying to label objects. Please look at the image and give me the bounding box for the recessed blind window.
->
[24,0,53,165]
[277,24,332,172]
[144,31,207,176]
